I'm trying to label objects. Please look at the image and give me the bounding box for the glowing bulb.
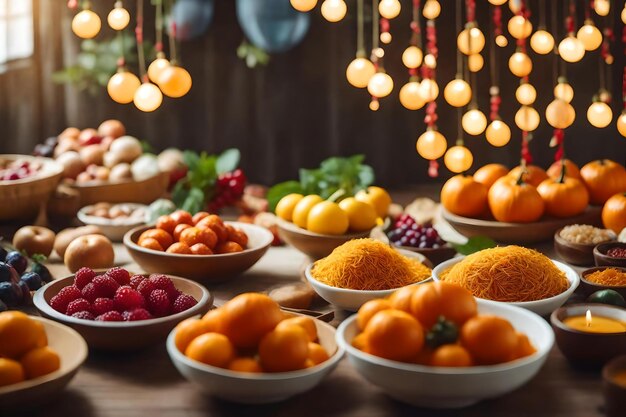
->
[369,100,380,111]
[558,35,585,63]
[488,0,507,5]
[622,5,626,25]
[379,0,401,19]
[546,99,576,129]
[486,120,511,147]
[515,83,536,105]
[422,0,441,19]
[133,83,163,112]
[468,54,483,72]
[367,72,394,98]
[374,48,385,58]
[508,52,532,77]
[418,78,439,102]
[380,32,392,44]
[457,27,486,55]
[462,109,487,136]
[444,146,473,173]
[157,65,192,98]
[346,57,375,88]
[577,22,602,51]
[444,78,472,107]
[530,30,554,54]
[424,54,437,69]
[147,56,170,84]
[72,9,101,39]
[508,16,532,40]
[416,130,447,160]
[107,71,140,104]
[554,82,574,103]
[402,46,423,69]
[594,0,610,17]
[587,102,613,128]
[617,113,626,137]
[495,35,508,47]
[509,1,521,13]
[290,0,318,12]
[321,0,347,22]
[107,3,130,31]
[399,82,425,110]
[515,106,540,131]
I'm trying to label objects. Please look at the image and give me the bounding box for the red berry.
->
[74,267,96,289]
[147,289,171,317]
[95,311,124,322]
[123,308,153,321]
[172,294,197,314]
[129,274,145,289]
[105,267,131,286]
[92,275,120,298]
[71,311,95,321]
[66,298,92,316]
[137,279,157,298]
[148,275,178,301]
[114,286,146,311]
[81,283,98,303]
[50,285,82,312]
[93,298,119,316]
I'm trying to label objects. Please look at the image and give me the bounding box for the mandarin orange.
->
[220,293,283,348]
[460,315,518,365]
[185,332,235,368]
[357,298,392,330]
[259,325,309,372]
[430,344,473,367]
[276,316,317,342]
[364,309,424,362]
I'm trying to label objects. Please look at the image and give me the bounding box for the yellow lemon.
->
[338,197,378,232]
[275,193,304,221]
[306,201,349,235]
[292,195,324,229]
[355,186,392,217]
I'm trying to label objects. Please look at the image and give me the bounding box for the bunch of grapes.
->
[386,214,447,249]
[208,169,247,212]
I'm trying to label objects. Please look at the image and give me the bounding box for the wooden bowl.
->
[603,355,626,417]
[580,267,626,298]
[553,227,610,266]
[33,273,213,351]
[441,206,602,244]
[124,222,274,282]
[394,244,457,266]
[276,218,372,260]
[594,242,626,268]
[0,316,87,409]
[0,155,63,221]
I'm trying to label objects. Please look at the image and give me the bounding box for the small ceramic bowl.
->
[167,316,344,404]
[33,273,213,351]
[394,244,457,266]
[579,266,626,298]
[0,316,88,409]
[603,355,626,417]
[553,227,609,266]
[77,203,147,241]
[594,242,626,268]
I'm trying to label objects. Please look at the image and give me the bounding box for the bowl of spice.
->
[580,267,626,299]
[594,242,626,268]
[554,225,616,266]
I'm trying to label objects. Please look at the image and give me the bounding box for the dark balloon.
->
[167,0,214,41]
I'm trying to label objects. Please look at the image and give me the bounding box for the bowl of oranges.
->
[0,312,88,409]
[166,293,344,404]
[124,210,274,281]
[336,282,554,409]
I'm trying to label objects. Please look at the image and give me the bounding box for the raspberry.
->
[114,286,146,311]
[71,311,95,321]
[129,274,145,289]
[66,298,92,316]
[50,285,82,312]
[92,275,120,298]
[172,294,197,314]
[148,274,178,301]
[93,298,119,316]
[147,289,171,317]
[123,308,153,321]
[95,311,124,321]
[81,283,98,303]
[137,279,157,298]
[74,267,96,289]
[106,267,130,286]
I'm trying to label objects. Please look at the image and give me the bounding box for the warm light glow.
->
[72,9,101,39]
[380,32,392,44]
[402,46,423,69]
[424,54,437,69]
[107,4,130,31]
[369,100,380,111]
[418,78,439,102]
[373,48,385,58]
[416,130,447,160]
[157,66,192,98]
[486,120,511,147]
[515,83,537,105]
[554,82,574,103]
[457,27,486,55]
[462,109,488,136]
[107,71,140,104]
[587,102,613,128]
[586,310,592,327]
[558,35,585,63]
[515,106,540,131]
[133,83,163,112]
[594,0,610,17]
[617,112,626,137]
[546,99,576,129]
[508,52,532,77]
[468,54,483,72]
[443,78,472,107]
[346,57,375,88]
[444,145,473,173]
[422,0,441,19]
[488,0,507,5]
[495,35,508,47]
[147,57,170,84]
[530,30,554,54]
[321,0,347,22]
[379,0,401,19]
[367,72,394,98]
[508,16,532,39]
[577,22,603,51]
[622,4,626,25]
[290,0,318,12]
[399,81,425,110]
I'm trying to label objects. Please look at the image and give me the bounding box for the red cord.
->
[428,160,439,178]
[521,131,532,165]
[553,129,565,162]
[465,0,476,23]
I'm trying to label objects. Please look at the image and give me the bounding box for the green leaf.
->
[182,150,200,171]
[452,236,497,255]
[267,181,303,212]
[180,187,206,214]
[356,165,375,189]
[216,148,241,174]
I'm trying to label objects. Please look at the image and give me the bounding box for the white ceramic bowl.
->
[432,257,580,317]
[77,203,147,241]
[167,317,344,404]
[337,299,554,409]
[0,316,88,409]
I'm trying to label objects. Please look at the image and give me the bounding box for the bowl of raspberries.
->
[33,267,213,350]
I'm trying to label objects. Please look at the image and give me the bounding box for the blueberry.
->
[21,272,43,291]
[31,263,53,283]
[17,280,31,304]
[0,281,22,307]
[0,246,7,262]
[0,262,16,283]
[0,299,6,312]
[5,251,27,274]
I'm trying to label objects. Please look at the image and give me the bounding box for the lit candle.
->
[563,310,626,334]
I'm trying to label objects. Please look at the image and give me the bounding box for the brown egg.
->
[97,119,126,139]
[79,145,105,166]
[58,127,80,140]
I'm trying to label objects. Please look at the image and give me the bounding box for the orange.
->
[139,229,173,250]
[0,311,47,359]
[460,315,518,365]
[139,237,163,251]
[215,241,244,254]
[512,332,536,360]
[179,227,204,247]
[173,223,192,241]
[192,211,210,225]
[185,332,235,368]
[166,242,192,254]
[430,345,473,367]
[227,357,262,373]
[363,309,424,362]
[388,286,420,312]
[156,215,177,235]
[0,358,25,386]
[201,308,226,333]
[225,225,248,247]
[190,243,213,255]
[259,325,309,372]
[351,333,368,351]
[174,318,215,353]
[196,215,228,241]
[357,299,392,330]
[20,346,61,379]
[304,358,316,368]
[410,281,477,329]
[220,293,283,348]
[197,227,218,249]
[170,210,194,226]
[276,316,317,342]
[307,342,329,365]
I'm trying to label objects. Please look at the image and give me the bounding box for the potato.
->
[54,225,103,259]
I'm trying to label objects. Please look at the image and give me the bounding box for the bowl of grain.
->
[554,225,616,266]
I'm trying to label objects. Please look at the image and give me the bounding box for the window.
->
[0,0,33,70]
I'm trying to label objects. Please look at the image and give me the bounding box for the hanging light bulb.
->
[508,52,532,77]
[148,54,171,84]
[402,46,423,69]
[558,35,585,63]
[488,0,507,5]
[587,101,613,128]
[508,16,532,40]
[577,21,603,51]
[594,0,610,17]
[617,112,626,137]
[530,30,555,54]
[486,120,511,147]
[622,4,626,25]
[416,130,447,160]
[515,106,540,131]
[444,78,472,107]
[379,0,401,19]
[515,83,537,105]
[133,82,163,112]
[424,54,437,69]
[444,145,474,173]
[554,81,574,103]
[468,54,484,72]
[107,1,130,31]
[157,65,192,98]
[346,57,375,88]
[321,0,347,22]
[367,72,394,98]
[546,99,576,129]
[457,27,486,55]
[495,35,508,47]
[369,100,380,111]
[290,0,318,12]
[418,78,439,102]
[399,81,425,110]
[72,9,101,39]
[107,71,141,104]
[380,32,392,44]
[462,109,488,136]
[422,0,441,19]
